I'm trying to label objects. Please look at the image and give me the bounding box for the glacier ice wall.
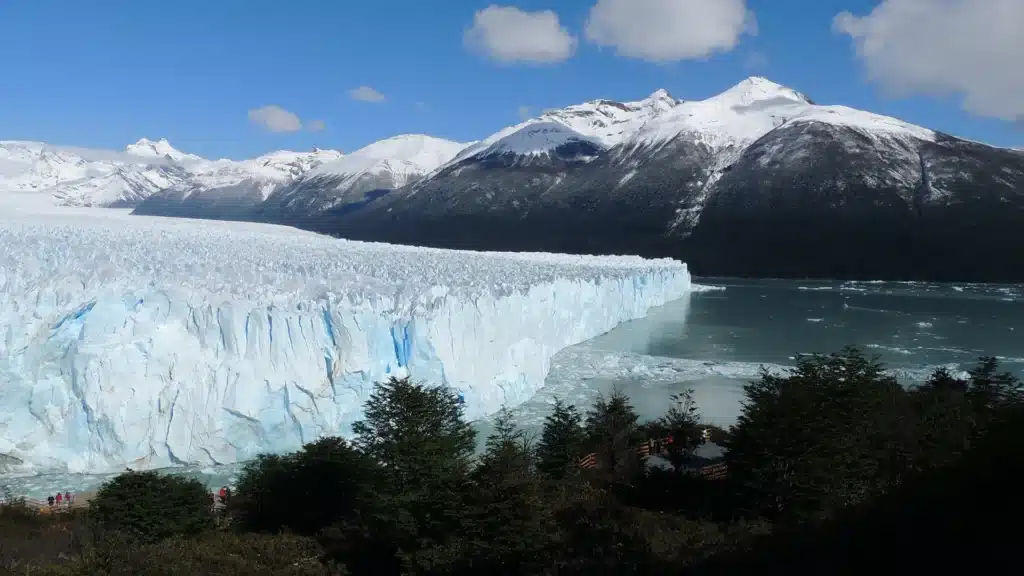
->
[0,209,690,474]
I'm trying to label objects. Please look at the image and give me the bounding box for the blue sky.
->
[1,0,1020,159]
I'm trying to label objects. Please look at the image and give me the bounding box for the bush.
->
[1,511,88,571]
[89,470,214,544]
[1,485,39,524]
[72,531,342,575]
[232,437,376,536]
[726,347,911,522]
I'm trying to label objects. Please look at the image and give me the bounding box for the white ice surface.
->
[0,206,690,474]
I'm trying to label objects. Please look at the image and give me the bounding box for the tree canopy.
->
[8,348,1022,575]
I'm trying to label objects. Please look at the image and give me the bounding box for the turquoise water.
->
[474,278,1024,444]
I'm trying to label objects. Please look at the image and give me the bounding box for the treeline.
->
[3,346,1023,575]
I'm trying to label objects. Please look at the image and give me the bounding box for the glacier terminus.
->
[0,206,692,475]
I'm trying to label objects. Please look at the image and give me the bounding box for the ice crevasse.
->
[0,210,691,474]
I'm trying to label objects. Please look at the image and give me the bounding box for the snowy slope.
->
[0,203,689,474]
[441,88,678,168]
[629,77,933,153]
[431,77,935,175]
[0,138,344,208]
[0,140,189,207]
[265,135,470,212]
[307,135,467,181]
[124,138,203,162]
[168,148,345,202]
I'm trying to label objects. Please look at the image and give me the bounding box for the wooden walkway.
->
[578,437,728,479]
[1,490,228,515]
[1,496,90,514]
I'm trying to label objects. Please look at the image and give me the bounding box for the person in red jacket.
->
[55,492,63,507]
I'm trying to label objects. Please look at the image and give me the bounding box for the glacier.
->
[0,207,691,474]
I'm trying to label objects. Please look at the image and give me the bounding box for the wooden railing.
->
[1,496,88,514]
[698,462,728,480]
[577,437,728,479]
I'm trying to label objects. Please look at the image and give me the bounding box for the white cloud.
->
[306,119,326,132]
[518,105,533,120]
[349,86,387,103]
[834,0,1024,122]
[584,0,756,62]
[248,105,303,133]
[464,5,576,64]
[414,101,427,111]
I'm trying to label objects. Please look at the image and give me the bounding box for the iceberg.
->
[0,208,691,474]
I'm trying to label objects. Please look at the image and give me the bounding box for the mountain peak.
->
[307,134,469,180]
[647,88,673,101]
[125,138,197,161]
[718,76,811,105]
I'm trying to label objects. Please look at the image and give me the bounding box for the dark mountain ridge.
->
[133,78,1024,282]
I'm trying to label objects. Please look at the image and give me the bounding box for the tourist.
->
[55,492,63,507]
[47,495,54,507]
[65,491,72,507]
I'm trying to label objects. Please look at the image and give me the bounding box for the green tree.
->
[440,409,558,575]
[909,367,972,471]
[328,376,476,574]
[685,404,1024,576]
[476,407,534,480]
[232,437,376,536]
[584,388,642,480]
[352,376,476,485]
[650,389,704,467]
[910,359,1024,473]
[88,470,213,544]
[535,398,587,480]
[726,347,911,523]
[552,487,664,575]
[966,357,1024,423]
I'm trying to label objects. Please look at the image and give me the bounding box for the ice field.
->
[0,205,692,475]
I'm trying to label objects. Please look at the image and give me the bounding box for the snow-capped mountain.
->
[260,135,470,215]
[0,140,192,207]
[317,77,1024,282]
[6,76,1023,280]
[131,146,346,220]
[124,137,203,162]
[431,77,931,173]
[132,134,469,220]
[0,137,349,212]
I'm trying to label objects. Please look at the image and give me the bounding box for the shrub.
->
[232,437,376,536]
[88,470,214,544]
[72,531,342,575]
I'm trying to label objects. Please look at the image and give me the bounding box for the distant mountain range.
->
[3,77,1023,281]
